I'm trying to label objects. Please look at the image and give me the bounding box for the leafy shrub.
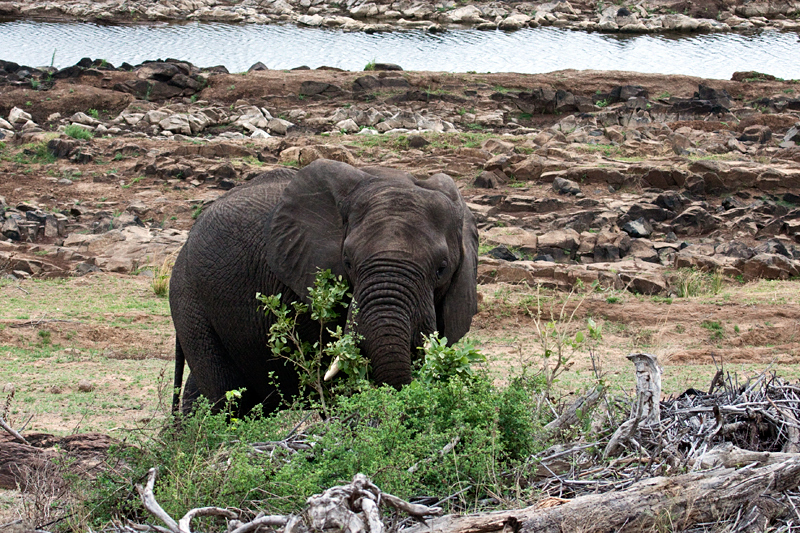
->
[64,124,94,140]
[86,372,546,527]
[416,333,485,384]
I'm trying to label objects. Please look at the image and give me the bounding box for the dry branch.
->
[133,471,441,533]
[405,447,800,533]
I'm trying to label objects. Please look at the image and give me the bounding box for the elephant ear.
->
[424,173,479,344]
[266,159,366,301]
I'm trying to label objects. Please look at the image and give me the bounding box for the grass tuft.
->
[64,124,94,141]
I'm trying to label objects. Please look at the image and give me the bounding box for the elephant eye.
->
[436,261,448,279]
[343,257,352,270]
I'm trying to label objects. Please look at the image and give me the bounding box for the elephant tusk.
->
[324,356,341,381]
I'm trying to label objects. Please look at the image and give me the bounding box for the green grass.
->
[0,277,170,329]
[64,124,94,140]
[0,343,171,434]
[10,142,56,164]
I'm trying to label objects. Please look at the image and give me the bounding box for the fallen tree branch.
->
[134,471,441,533]
[404,447,800,533]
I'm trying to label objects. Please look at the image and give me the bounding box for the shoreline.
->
[1,0,799,35]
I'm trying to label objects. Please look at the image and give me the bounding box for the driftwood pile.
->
[7,353,800,532]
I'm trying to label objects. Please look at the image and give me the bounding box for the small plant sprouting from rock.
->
[364,59,377,71]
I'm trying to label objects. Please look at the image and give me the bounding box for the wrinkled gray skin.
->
[170,159,478,416]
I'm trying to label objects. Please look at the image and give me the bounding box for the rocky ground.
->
[1,58,799,287]
[1,0,799,33]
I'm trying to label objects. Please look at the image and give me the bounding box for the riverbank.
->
[1,0,799,34]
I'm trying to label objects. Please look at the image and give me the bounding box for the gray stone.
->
[553,177,581,195]
[621,217,653,238]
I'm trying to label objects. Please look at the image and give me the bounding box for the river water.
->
[1,20,799,79]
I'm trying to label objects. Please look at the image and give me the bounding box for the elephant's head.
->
[266,159,478,387]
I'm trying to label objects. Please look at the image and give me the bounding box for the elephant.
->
[169,158,478,416]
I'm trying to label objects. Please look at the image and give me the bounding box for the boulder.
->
[537,228,580,262]
[742,253,800,281]
[47,138,77,159]
[621,217,653,238]
[627,239,659,263]
[594,231,631,262]
[510,157,543,181]
[671,206,719,235]
[486,245,519,261]
[2,217,20,241]
[498,13,531,29]
[9,107,32,124]
[738,125,772,144]
[474,169,507,189]
[159,114,192,136]
[553,177,581,195]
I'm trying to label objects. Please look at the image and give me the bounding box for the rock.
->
[372,63,403,71]
[70,112,100,126]
[408,135,429,148]
[553,177,581,195]
[498,13,531,29]
[537,229,580,262]
[47,138,77,159]
[481,139,515,154]
[77,379,95,392]
[742,253,800,281]
[9,107,32,124]
[621,217,653,238]
[267,118,294,135]
[684,174,706,195]
[594,231,631,262]
[159,114,192,136]
[738,125,772,144]
[753,239,792,258]
[443,5,487,23]
[623,203,671,223]
[784,126,800,144]
[335,118,359,133]
[2,217,20,240]
[671,206,719,235]
[474,169,507,189]
[486,245,518,261]
[510,157,543,181]
[619,273,668,295]
[299,81,343,97]
[655,191,691,212]
[628,239,659,263]
[248,61,269,72]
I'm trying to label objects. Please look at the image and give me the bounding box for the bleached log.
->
[404,448,800,533]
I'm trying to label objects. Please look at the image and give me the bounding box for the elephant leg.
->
[181,372,202,415]
[177,310,253,415]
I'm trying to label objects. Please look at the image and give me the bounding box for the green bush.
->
[86,373,546,528]
[64,124,94,140]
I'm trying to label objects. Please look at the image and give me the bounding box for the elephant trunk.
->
[352,260,433,388]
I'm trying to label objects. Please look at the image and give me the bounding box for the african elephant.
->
[170,159,478,416]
